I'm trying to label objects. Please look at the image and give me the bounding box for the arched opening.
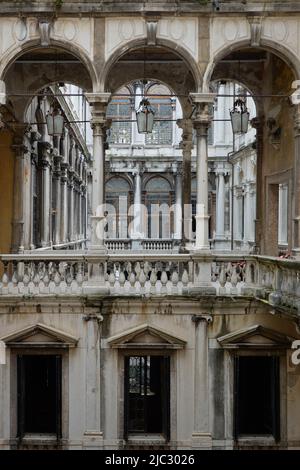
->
[104,45,197,117]
[209,46,296,256]
[105,80,182,249]
[21,82,91,250]
[0,44,95,253]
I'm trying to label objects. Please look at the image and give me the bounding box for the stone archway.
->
[206,45,297,256]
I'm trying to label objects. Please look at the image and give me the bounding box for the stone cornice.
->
[0,2,300,16]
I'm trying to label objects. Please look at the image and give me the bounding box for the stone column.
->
[293,105,300,255]
[60,162,69,244]
[192,314,213,449]
[40,142,52,248]
[131,164,144,240]
[79,184,83,239]
[68,168,74,242]
[85,93,111,251]
[11,125,30,253]
[53,152,62,245]
[251,117,264,253]
[30,152,38,250]
[215,169,226,241]
[190,94,216,250]
[173,164,182,240]
[83,314,104,449]
[177,118,193,247]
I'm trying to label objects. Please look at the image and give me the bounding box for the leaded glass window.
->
[107,88,132,144]
[145,85,173,145]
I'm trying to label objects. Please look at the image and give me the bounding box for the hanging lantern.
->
[46,108,64,137]
[230,98,249,134]
[136,98,155,134]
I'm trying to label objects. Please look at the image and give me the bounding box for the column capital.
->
[11,123,30,152]
[86,92,112,135]
[192,314,213,324]
[250,116,264,130]
[85,92,111,106]
[189,93,216,127]
[215,168,227,177]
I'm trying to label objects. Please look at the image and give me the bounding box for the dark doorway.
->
[124,355,170,439]
[234,356,280,440]
[17,355,62,437]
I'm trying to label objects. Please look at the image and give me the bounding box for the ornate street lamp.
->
[136,97,155,134]
[230,97,249,134]
[46,107,64,136]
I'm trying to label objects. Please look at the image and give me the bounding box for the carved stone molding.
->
[38,18,52,47]
[248,16,263,47]
[146,21,157,46]
[192,314,213,324]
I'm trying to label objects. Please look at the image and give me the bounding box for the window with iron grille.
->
[145,99,173,145]
[107,94,132,144]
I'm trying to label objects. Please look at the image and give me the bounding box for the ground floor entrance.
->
[124,355,170,439]
[17,355,62,438]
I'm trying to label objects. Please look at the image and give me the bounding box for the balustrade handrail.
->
[0,252,299,311]
[1,252,299,265]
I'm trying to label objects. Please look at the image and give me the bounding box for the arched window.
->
[107,87,132,144]
[105,177,131,238]
[145,84,173,145]
[145,176,173,239]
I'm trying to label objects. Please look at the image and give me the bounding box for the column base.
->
[87,245,108,254]
[83,285,109,295]
[214,238,231,251]
[195,214,210,250]
[83,431,104,449]
[190,246,211,252]
[191,432,212,449]
[189,286,216,295]
[292,248,300,259]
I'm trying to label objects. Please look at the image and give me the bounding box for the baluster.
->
[43,262,50,293]
[181,269,189,295]
[230,266,238,294]
[150,269,157,295]
[219,264,227,295]
[66,264,74,291]
[108,270,116,294]
[211,262,217,283]
[161,269,168,294]
[171,270,179,294]
[129,270,136,294]
[138,266,147,294]
[23,262,30,293]
[76,262,84,288]
[11,262,18,293]
[119,264,126,293]
[33,262,41,293]
[1,262,9,293]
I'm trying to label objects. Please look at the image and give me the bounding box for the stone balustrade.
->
[105,239,132,251]
[0,253,299,314]
[141,239,176,251]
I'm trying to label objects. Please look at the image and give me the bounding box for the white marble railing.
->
[141,239,176,251]
[104,239,176,252]
[105,239,132,251]
[0,253,299,313]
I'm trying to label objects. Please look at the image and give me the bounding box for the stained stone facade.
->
[0,0,300,450]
